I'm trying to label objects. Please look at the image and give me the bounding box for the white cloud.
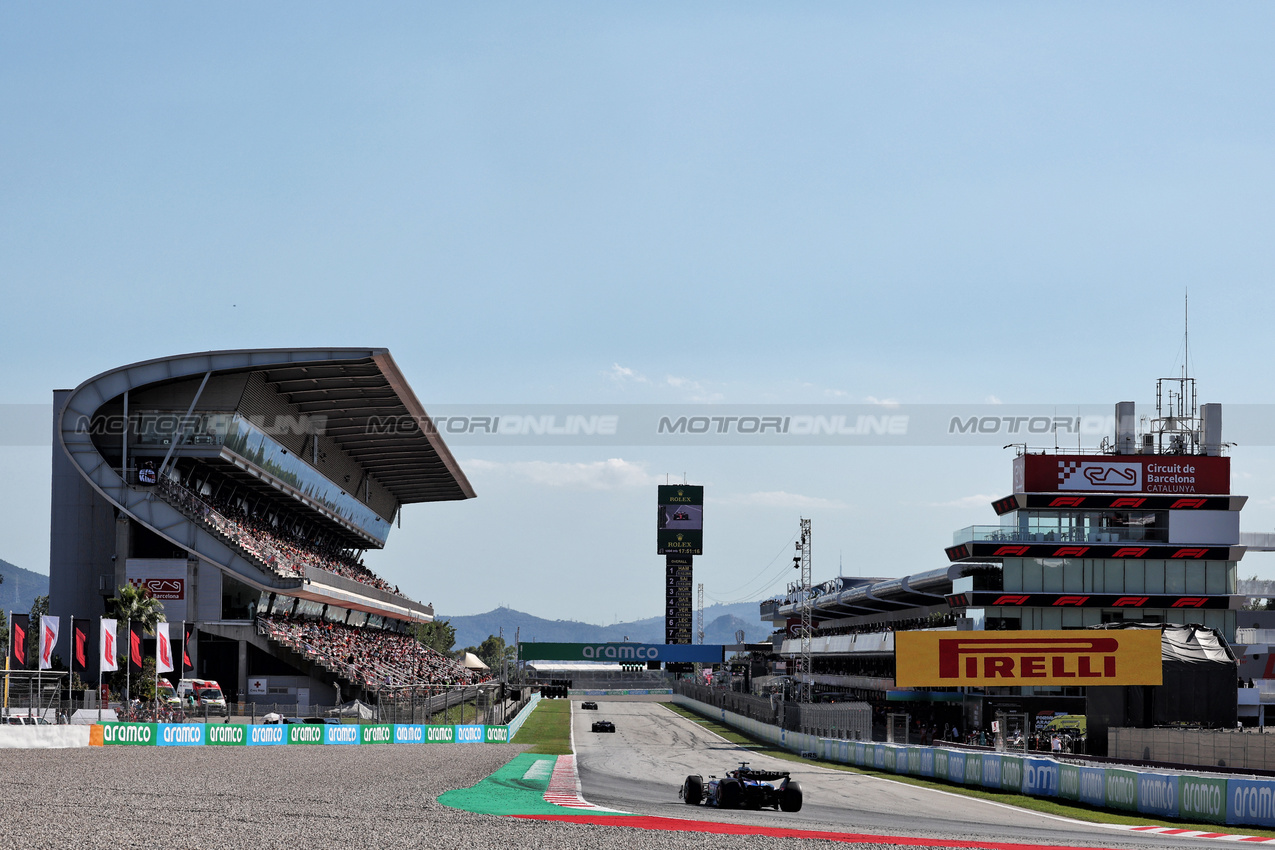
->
[665,374,724,403]
[823,388,849,399]
[714,490,851,511]
[986,395,1003,405]
[463,457,657,490]
[927,493,999,509]
[607,363,649,384]
[865,396,901,408]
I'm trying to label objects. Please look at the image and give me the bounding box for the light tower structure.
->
[696,583,705,644]
[796,518,813,702]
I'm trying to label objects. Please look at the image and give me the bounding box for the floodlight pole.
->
[798,518,812,703]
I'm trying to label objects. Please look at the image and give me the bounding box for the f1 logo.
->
[1049,497,1086,507]
[1110,498,1145,508]
[1171,498,1208,509]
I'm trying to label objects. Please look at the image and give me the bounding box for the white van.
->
[176,678,228,715]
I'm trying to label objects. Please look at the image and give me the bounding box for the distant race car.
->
[681,763,802,812]
[591,720,616,733]
[581,701,598,710]
[672,511,690,521]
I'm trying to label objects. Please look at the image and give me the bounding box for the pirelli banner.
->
[894,630,1162,687]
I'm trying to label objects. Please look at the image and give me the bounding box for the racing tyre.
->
[779,781,803,813]
[682,775,703,805]
[716,779,741,810]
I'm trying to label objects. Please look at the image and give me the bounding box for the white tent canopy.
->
[461,652,490,671]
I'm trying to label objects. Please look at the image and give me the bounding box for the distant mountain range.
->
[0,559,49,617]
[441,601,771,651]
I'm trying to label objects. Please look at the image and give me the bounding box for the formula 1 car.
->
[591,720,615,733]
[681,763,802,812]
[581,701,598,710]
[672,511,690,521]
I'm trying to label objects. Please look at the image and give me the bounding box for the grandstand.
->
[49,348,476,707]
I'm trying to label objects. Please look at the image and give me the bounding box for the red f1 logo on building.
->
[1049,497,1086,507]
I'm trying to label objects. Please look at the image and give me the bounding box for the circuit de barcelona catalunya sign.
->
[518,642,725,663]
[894,630,1162,687]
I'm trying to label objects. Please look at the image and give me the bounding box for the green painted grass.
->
[510,698,573,755]
[661,703,1275,838]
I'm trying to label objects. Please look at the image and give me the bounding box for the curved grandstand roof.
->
[55,348,473,619]
[61,347,475,504]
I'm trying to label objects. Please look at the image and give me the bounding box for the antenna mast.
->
[1151,290,1199,455]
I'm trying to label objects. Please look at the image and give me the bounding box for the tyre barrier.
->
[672,693,1275,830]
[89,721,511,748]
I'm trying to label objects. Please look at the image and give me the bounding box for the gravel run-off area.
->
[0,743,1057,850]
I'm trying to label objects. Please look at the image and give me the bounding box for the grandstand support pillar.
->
[237,639,248,711]
[114,516,130,593]
[186,558,199,629]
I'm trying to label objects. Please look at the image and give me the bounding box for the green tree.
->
[24,594,49,667]
[411,619,456,655]
[475,634,515,670]
[103,585,166,704]
[107,584,166,631]
[108,655,157,702]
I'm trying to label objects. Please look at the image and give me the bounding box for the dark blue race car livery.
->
[680,762,803,812]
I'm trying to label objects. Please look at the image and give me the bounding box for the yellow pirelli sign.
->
[894,630,1162,687]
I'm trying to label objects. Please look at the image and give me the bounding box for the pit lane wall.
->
[87,722,512,747]
[670,693,1271,829]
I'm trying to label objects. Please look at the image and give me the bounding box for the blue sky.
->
[4,4,1275,621]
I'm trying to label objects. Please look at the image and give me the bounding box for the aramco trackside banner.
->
[894,630,1162,687]
[518,642,725,663]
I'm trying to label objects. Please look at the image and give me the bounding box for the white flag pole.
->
[67,615,73,720]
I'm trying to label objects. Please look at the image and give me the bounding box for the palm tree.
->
[107,584,166,632]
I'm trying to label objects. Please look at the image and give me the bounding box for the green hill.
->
[0,558,49,617]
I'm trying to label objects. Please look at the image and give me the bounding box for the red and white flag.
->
[39,616,59,671]
[155,622,174,673]
[100,618,118,673]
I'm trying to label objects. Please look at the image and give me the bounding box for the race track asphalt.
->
[571,699,1237,849]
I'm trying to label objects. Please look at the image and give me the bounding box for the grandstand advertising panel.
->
[49,349,483,717]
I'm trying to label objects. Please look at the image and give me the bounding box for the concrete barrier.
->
[0,726,91,748]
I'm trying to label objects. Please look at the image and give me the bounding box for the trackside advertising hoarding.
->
[518,642,725,663]
[894,630,1162,687]
[91,722,513,747]
[99,722,154,745]
[156,723,204,747]
[206,724,246,746]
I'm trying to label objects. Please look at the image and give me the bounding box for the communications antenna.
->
[795,518,813,702]
[1150,292,1200,455]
